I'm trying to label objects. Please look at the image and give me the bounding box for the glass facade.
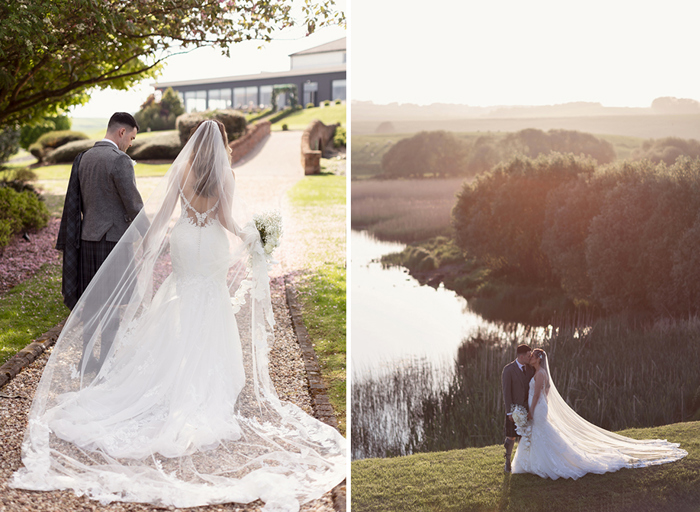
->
[332,79,346,101]
[260,85,273,107]
[303,81,318,106]
[184,90,207,113]
[208,89,232,110]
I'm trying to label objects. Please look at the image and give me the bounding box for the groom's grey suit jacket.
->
[78,141,144,242]
[502,360,535,414]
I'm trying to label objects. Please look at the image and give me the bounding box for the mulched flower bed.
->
[0,218,61,296]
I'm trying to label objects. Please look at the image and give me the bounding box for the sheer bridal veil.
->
[11,121,346,510]
[538,351,687,468]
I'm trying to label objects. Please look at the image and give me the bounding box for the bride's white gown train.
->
[512,369,687,479]
[11,121,345,511]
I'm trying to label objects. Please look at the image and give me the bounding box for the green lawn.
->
[287,174,346,435]
[29,162,171,181]
[0,263,68,366]
[352,421,700,512]
[272,104,346,131]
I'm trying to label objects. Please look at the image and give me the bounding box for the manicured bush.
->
[44,139,96,164]
[323,100,330,106]
[282,124,288,131]
[30,130,88,162]
[333,126,346,148]
[305,102,315,109]
[335,99,341,105]
[175,110,246,146]
[128,132,182,160]
[0,186,49,247]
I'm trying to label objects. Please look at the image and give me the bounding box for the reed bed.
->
[351,178,465,243]
[351,316,700,459]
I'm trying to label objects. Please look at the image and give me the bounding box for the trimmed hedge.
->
[29,130,88,162]
[128,131,181,160]
[0,187,50,247]
[44,139,96,164]
[176,110,246,146]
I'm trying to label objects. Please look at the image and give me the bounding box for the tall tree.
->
[0,0,344,129]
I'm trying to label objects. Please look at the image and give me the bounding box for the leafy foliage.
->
[452,153,595,284]
[0,0,345,129]
[28,130,88,162]
[631,136,700,164]
[19,115,71,149]
[381,131,468,178]
[134,88,185,132]
[0,128,20,163]
[333,126,346,148]
[0,186,49,247]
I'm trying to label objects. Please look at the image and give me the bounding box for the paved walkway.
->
[0,131,341,512]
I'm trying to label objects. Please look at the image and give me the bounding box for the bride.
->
[11,120,345,511]
[512,348,686,479]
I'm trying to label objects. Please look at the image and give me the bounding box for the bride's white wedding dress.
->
[512,366,687,479]
[11,121,345,511]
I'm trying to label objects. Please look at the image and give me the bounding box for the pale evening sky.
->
[70,0,347,118]
[351,0,700,108]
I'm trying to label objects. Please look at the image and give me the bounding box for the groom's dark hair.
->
[107,112,139,132]
[516,344,531,355]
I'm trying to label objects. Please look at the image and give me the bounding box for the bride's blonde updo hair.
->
[187,119,229,197]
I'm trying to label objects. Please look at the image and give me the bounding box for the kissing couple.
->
[501,344,686,479]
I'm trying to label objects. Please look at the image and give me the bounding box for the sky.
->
[70,0,347,118]
[351,0,700,108]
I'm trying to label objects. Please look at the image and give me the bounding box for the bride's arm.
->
[528,372,545,421]
[217,171,259,246]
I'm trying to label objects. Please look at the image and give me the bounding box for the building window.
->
[233,87,247,109]
[260,85,273,108]
[208,89,231,110]
[332,80,346,102]
[303,81,318,106]
[245,86,258,109]
[184,90,207,113]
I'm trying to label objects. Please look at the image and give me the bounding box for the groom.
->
[501,343,535,473]
[57,112,143,370]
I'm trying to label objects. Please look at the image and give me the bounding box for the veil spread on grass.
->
[11,121,345,511]
[540,351,687,468]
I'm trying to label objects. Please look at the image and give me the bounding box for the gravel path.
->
[0,132,343,511]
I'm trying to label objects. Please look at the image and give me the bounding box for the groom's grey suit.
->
[79,140,143,243]
[502,360,535,423]
[78,140,143,369]
[502,358,535,472]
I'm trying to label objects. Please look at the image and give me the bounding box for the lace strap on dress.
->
[179,188,220,227]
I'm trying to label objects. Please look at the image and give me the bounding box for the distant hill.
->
[352,98,700,139]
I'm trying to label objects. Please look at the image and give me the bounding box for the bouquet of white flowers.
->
[253,210,283,257]
[510,404,532,446]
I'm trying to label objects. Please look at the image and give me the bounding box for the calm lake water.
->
[351,230,499,378]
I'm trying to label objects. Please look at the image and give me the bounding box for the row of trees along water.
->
[378,128,700,179]
[352,132,700,459]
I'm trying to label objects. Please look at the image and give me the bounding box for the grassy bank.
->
[271,104,345,131]
[0,263,67,365]
[287,174,346,435]
[352,421,700,512]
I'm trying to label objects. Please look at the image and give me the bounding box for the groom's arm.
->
[112,153,144,223]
